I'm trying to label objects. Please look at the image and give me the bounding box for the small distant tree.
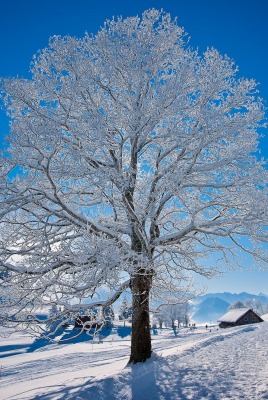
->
[155,302,190,328]
[228,301,245,310]
[104,305,114,328]
[244,299,266,316]
[0,9,268,364]
[165,305,178,328]
[46,304,60,334]
[119,298,132,325]
[155,309,165,329]
[181,302,191,326]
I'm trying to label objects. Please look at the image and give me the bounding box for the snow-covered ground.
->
[1,321,268,400]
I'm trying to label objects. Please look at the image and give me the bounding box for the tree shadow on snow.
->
[28,354,183,400]
[0,326,116,359]
[0,336,53,358]
[117,326,131,338]
[30,352,234,400]
[0,343,30,358]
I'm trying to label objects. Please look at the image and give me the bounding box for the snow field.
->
[1,322,268,399]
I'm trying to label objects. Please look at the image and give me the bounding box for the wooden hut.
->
[74,315,102,330]
[218,308,263,328]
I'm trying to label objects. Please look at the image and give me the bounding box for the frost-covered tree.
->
[155,304,177,328]
[155,302,190,328]
[104,305,114,328]
[181,302,191,326]
[119,298,132,324]
[46,304,67,336]
[0,9,268,363]
[228,301,246,310]
[244,299,267,316]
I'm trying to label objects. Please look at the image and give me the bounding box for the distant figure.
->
[206,324,208,329]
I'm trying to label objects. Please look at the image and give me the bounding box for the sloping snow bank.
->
[261,313,268,321]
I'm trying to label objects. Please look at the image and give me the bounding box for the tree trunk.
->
[129,271,152,363]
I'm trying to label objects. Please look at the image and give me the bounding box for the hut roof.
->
[218,308,251,323]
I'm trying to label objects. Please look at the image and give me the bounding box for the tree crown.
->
[0,9,267,336]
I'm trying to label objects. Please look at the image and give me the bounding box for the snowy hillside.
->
[192,297,230,323]
[1,321,268,399]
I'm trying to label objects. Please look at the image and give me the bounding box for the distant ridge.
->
[192,297,230,324]
[198,292,268,305]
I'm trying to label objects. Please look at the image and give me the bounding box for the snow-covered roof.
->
[218,308,251,323]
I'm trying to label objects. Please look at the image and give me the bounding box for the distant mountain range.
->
[199,292,268,304]
[191,292,268,324]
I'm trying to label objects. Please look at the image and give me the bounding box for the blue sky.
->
[0,0,268,294]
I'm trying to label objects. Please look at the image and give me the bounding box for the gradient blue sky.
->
[0,0,268,294]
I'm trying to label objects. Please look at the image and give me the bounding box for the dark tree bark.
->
[129,271,152,363]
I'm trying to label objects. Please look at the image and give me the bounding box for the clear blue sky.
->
[0,0,268,294]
